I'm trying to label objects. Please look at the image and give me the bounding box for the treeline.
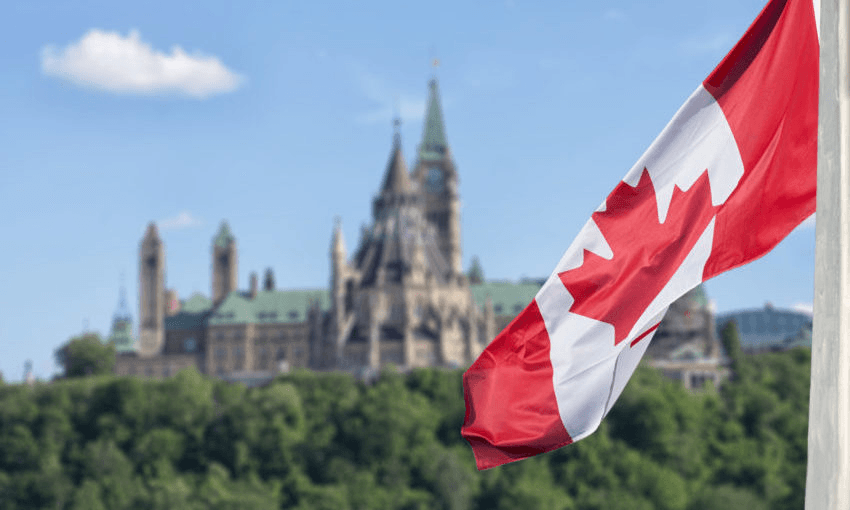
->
[0,347,810,510]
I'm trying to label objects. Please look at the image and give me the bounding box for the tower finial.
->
[428,44,439,79]
[393,115,402,145]
[115,272,131,321]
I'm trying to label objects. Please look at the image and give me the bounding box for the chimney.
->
[264,267,275,291]
[250,272,258,299]
[165,289,180,316]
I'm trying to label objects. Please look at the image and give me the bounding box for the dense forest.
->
[0,339,810,509]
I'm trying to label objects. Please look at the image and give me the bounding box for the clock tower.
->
[412,78,463,277]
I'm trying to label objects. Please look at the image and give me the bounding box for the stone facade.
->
[643,285,728,390]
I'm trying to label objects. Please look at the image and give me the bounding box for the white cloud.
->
[41,29,244,98]
[792,302,814,316]
[351,65,426,126]
[158,211,203,231]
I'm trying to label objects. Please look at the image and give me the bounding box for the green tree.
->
[688,485,768,510]
[55,333,116,378]
[468,256,485,284]
[720,320,743,376]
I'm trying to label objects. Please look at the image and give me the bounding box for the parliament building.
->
[109,78,727,389]
[112,79,541,381]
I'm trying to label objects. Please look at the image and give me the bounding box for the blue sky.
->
[0,0,814,382]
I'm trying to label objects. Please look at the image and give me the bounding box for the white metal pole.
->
[806,0,850,508]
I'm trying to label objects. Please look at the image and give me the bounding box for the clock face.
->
[426,166,445,192]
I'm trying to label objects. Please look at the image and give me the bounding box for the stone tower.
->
[212,221,238,304]
[138,223,165,356]
[411,79,462,276]
[329,218,351,367]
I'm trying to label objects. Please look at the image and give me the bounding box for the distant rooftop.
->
[716,305,812,352]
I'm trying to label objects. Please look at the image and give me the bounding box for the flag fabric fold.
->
[462,0,818,470]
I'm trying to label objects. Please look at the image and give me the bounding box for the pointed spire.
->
[214,220,235,248]
[380,118,411,194]
[332,217,347,258]
[143,222,160,243]
[419,79,449,158]
[115,274,132,321]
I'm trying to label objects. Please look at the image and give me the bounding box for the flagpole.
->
[806,0,850,508]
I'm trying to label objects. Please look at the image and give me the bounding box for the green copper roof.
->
[164,293,215,331]
[214,221,235,248]
[418,79,449,160]
[682,284,710,309]
[107,318,136,353]
[208,289,330,326]
[471,281,541,316]
[182,293,213,314]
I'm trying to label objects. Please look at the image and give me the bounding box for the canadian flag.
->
[462,0,818,470]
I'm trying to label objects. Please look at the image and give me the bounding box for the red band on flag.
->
[702,0,818,279]
[462,300,572,470]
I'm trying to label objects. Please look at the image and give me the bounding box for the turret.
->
[263,268,275,291]
[138,222,165,356]
[249,272,258,299]
[212,221,238,305]
[108,283,135,353]
[331,219,349,332]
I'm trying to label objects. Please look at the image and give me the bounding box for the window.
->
[234,347,244,358]
[690,373,712,389]
[512,304,522,314]
[390,302,404,321]
[494,304,503,314]
[184,337,197,352]
[288,310,299,320]
[215,347,226,359]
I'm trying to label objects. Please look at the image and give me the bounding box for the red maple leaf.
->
[559,168,717,347]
